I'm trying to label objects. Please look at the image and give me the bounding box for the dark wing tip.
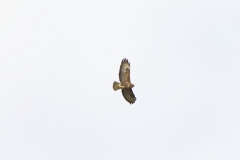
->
[122,58,128,62]
[129,98,136,104]
[122,58,130,66]
[129,101,136,105]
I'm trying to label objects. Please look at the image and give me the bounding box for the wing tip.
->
[122,58,130,66]
[129,98,136,104]
[129,101,136,105]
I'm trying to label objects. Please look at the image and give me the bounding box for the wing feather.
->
[119,58,131,83]
[122,88,136,104]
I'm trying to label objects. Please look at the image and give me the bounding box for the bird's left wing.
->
[122,88,136,104]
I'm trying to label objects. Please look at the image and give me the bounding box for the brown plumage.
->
[113,58,136,104]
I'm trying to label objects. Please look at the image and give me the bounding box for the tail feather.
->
[113,81,121,91]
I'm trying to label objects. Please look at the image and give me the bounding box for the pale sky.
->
[0,0,240,160]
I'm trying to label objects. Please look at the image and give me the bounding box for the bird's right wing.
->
[119,58,131,83]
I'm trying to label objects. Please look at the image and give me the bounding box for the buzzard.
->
[113,58,136,104]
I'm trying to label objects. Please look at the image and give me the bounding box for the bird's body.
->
[113,58,136,104]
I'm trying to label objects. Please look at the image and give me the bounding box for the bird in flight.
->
[113,58,136,104]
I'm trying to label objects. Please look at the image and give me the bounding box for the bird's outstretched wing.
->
[119,58,131,83]
[122,88,136,104]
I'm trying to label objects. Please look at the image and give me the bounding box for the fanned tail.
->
[113,81,121,91]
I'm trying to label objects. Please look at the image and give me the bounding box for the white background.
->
[0,0,240,159]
